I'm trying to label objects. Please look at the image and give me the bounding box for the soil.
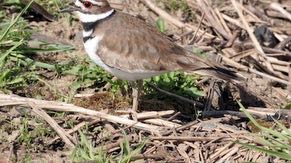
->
[0,0,290,162]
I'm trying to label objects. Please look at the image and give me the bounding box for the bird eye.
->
[82,1,93,8]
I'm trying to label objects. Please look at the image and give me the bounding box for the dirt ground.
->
[0,0,291,162]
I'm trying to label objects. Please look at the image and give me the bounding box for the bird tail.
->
[193,66,245,83]
[180,54,245,83]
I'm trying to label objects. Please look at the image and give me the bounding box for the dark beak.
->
[60,3,80,13]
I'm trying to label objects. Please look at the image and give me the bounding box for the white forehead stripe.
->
[76,9,115,23]
[75,0,104,6]
[87,0,104,5]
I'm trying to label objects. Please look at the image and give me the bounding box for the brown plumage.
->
[94,12,241,81]
[62,0,243,82]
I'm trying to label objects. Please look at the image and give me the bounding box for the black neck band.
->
[82,10,116,32]
[83,36,93,42]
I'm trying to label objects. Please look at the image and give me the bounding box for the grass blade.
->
[0,39,23,67]
[0,0,34,42]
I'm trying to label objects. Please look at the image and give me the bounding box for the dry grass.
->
[0,0,290,162]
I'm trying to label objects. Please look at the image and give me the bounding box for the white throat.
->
[76,9,115,23]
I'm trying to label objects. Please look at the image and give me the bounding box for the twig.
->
[0,94,161,134]
[162,120,200,136]
[142,0,214,39]
[231,0,274,73]
[150,136,225,142]
[105,134,137,153]
[131,154,165,161]
[41,105,160,134]
[270,3,291,22]
[221,55,291,86]
[48,121,87,145]
[248,107,291,119]
[119,110,176,120]
[191,13,205,43]
[209,142,235,161]
[276,36,291,50]
[197,0,231,39]
[202,110,247,118]
[29,103,75,148]
[48,118,101,145]
[143,119,181,128]
[217,146,239,163]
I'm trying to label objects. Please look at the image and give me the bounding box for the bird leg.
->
[130,80,143,121]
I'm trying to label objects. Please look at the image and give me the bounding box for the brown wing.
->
[95,12,243,81]
[96,12,202,72]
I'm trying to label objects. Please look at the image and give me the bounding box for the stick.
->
[142,0,214,39]
[231,0,274,72]
[29,103,75,148]
[150,136,224,142]
[162,120,200,136]
[0,94,161,134]
[270,3,291,22]
[120,110,175,120]
[221,55,291,86]
[143,119,181,128]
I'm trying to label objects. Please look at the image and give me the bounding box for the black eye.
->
[83,1,93,8]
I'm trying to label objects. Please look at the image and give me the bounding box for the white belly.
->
[83,36,163,81]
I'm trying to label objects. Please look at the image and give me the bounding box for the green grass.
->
[71,131,111,162]
[18,116,32,145]
[118,137,147,163]
[2,0,70,13]
[0,1,111,99]
[18,115,53,146]
[71,131,146,162]
[238,102,291,161]
[0,1,73,93]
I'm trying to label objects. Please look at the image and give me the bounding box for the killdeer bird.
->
[61,0,242,115]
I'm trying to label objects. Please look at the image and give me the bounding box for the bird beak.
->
[60,2,80,13]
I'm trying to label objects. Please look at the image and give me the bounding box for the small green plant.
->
[18,117,32,145]
[71,131,147,163]
[145,71,204,99]
[71,131,112,162]
[156,18,166,33]
[238,102,291,161]
[63,60,112,90]
[31,122,52,138]
[118,137,146,163]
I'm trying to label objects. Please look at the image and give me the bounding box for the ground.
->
[0,0,291,162]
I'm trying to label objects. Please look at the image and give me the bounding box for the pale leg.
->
[131,87,139,120]
[130,80,143,121]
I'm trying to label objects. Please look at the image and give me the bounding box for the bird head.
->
[61,0,114,23]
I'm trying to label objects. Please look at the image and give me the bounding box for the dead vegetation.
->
[0,0,291,162]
